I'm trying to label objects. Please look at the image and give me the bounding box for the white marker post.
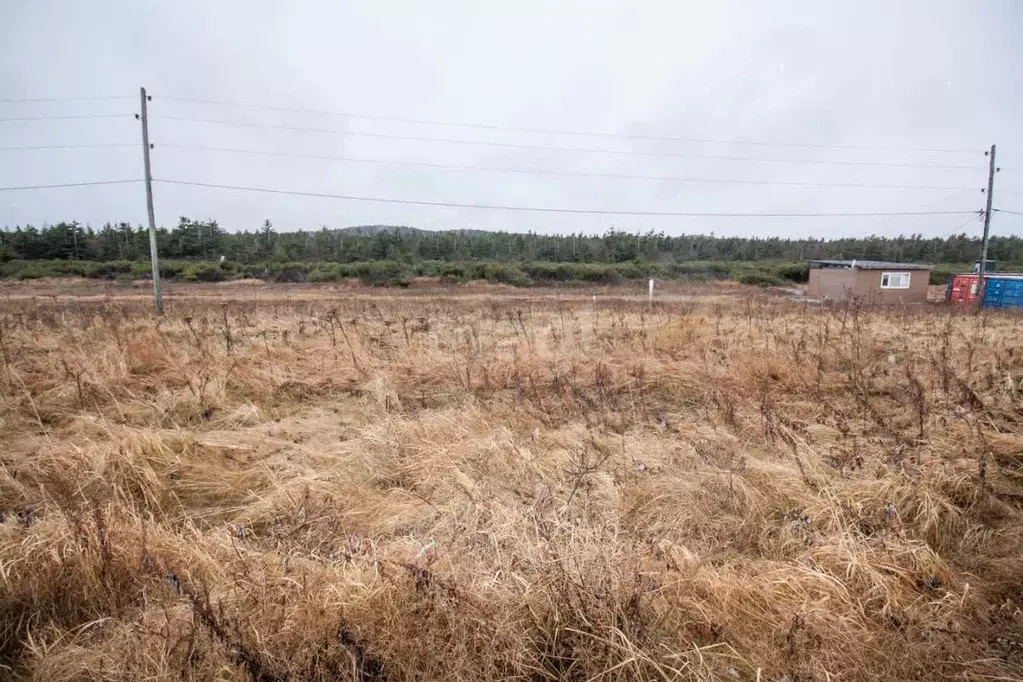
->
[648,278,654,307]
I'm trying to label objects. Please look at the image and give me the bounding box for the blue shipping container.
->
[982,275,1023,309]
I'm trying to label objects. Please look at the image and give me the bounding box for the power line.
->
[0,96,133,104]
[994,208,1023,216]
[0,143,136,151]
[155,178,977,217]
[0,179,141,192]
[949,214,984,232]
[156,95,981,155]
[153,116,986,170]
[157,142,983,192]
[0,114,129,122]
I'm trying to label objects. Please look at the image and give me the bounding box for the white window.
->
[880,272,911,289]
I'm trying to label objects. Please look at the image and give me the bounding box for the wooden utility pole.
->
[977,144,996,307]
[139,87,163,314]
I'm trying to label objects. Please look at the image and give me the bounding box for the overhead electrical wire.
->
[0,96,133,104]
[154,178,978,217]
[155,95,982,155]
[0,179,141,192]
[151,115,986,170]
[948,214,984,231]
[994,208,1023,216]
[0,143,136,151]
[156,143,983,192]
[0,114,129,122]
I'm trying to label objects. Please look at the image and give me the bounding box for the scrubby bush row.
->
[0,258,823,287]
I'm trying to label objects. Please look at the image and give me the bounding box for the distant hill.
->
[336,225,424,237]
[338,225,492,237]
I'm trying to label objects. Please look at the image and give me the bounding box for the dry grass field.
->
[0,280,1021,681]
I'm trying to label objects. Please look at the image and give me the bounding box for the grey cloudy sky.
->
[2,0,1022,239]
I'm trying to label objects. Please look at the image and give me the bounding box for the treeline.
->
[1,217,1019,265]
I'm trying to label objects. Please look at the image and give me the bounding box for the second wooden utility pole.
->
[977,144,996,307]
[139,86,163,315]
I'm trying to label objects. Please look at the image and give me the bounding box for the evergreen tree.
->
[258,219,276,259]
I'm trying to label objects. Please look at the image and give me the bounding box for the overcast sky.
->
[2,1,1022,239]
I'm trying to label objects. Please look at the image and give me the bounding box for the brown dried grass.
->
[0,283,1021,681]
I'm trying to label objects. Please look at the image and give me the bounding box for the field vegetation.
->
[0,281,1021,680]
[0,257,813,288]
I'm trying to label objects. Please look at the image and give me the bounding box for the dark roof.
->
[809,259,931,271]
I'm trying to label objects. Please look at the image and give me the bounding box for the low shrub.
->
[670,261,734,279]
[82,260,136,279]
[524,262,629,285]
[13,262,63,279]
[309,263,345,282]
[734,267,784,287]
[477,263,532,286]
[267,262,311,283]
[349,261,413,287]
[771,262,810,283]
[181,262,230,283]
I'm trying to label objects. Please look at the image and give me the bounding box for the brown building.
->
[806,260,931,304]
